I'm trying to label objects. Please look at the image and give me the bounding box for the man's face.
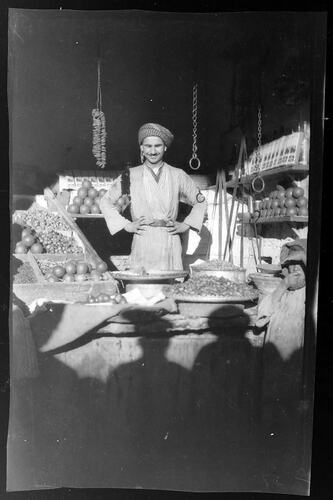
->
[141,136,166,165]
[283,262,306,290]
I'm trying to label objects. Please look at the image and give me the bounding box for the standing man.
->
[100,123,207,271]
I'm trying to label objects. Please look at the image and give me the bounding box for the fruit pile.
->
[191,259,243,271]
[36,258,111,283]
[165,274,258,299]
[67,179,107,215]
[13,261,37,284]
[14,205,70,232]
[15,228,45,255]
[257,185,308,219]
[86,292,127,304]
[14,227,82,255]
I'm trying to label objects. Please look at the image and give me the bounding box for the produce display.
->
[191,259,243,271]
[67,179,107,215]
[165,274,258,299]
[14,205,70,232]
[86,292,127,304]
[35,258,110,283]
[14,226,82,255]
[13,261,38,284]
[257,185,308,219]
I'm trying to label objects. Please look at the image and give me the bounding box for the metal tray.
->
[172,293,258,303]
[111,270,188,283]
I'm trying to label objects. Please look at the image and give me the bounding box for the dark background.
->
[8,9,313,194]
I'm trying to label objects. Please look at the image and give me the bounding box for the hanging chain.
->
[254,106,262,171]
[189,83,201,170]
[252,105,265,193]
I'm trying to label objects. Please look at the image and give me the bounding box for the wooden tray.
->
[29,253,115,283]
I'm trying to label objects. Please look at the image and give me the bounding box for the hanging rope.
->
[189,83,201,170]
[92,60,107,169]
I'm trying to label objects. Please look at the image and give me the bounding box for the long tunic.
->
[100,163,207,271]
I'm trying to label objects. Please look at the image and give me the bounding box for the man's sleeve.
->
[179,171,207,232]
[100,176,131,235]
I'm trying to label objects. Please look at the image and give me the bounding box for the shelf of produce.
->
[226,164,309,188]
[248,216,308,224]
[43,188,102,262]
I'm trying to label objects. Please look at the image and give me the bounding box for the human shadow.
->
[102,326,193,490]
[189,304,265,491]
[256,339,306,494]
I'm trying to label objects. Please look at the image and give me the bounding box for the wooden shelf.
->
[226,164,309,188]
[70,214,105,219]
[243,215,308,224]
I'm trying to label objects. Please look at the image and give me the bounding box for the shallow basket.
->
[248,273,282,298]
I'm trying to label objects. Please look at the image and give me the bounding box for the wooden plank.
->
[26,252,47,283]
[44,188,101,262]
[249,216,308,224]
[71,214,105,219]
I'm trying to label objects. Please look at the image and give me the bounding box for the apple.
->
[76,262,89,274]
[77,187,88,199]
[297,206,308,216]
[284,197,296,208]
[82,179,92,189]
[65,261,77,275]
[90,204,101,214]
[30,242,44,254]
[286,207,297,216]
[88,187,98,199]
[15,242,28,254]
[79,204,90,215]
[68,204,80,214]
[22,234,35,247]
[292,186,305,198]
[296,196,308,208]
[63,273,75,282]
[73,196,83,206]
[53,265,66,278]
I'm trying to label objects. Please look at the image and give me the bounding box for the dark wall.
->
[8,10,313,194]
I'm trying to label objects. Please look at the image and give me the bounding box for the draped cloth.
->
[100,163,207,271]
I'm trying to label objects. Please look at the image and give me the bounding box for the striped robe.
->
[100,163,207,271]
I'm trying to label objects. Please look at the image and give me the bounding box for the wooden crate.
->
[12,252,118,306]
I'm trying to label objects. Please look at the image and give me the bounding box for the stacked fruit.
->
[67,179,107,215]
[15,228,45,254]
[258,185,308,219]
[36,258,111,283]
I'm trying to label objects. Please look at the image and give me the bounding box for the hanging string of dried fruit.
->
[92,60,106,168]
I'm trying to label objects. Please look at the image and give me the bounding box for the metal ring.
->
[251,175,265,193]
[196,191,206,203]
[189,156,201,170]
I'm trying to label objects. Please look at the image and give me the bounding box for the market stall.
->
[7,8,322,496]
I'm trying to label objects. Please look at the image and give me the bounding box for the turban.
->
[280,238,307,266]
[138,123,174,147]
